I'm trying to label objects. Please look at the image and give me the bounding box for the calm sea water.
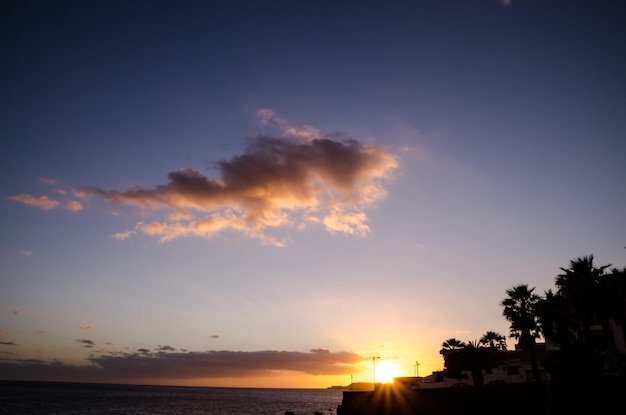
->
[0,381,344,415]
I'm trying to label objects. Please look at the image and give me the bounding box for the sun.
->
[375,360,401,383]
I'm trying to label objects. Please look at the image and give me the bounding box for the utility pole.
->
[415,361,420,377]
[372,356,380,384]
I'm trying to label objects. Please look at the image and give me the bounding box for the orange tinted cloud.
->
[77,111,397,246]
[88,348,362,378]
[79,325,94,331]
[112,230,135,240]
[8,194,59,210]
[0,348,364,382]
[66,200,84,212]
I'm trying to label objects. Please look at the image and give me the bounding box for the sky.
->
[1,0,625,388]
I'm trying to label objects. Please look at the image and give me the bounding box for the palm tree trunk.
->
[471,367,484,386]
[524,333,542,382]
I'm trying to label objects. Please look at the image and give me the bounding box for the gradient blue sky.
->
[1,0,625,387]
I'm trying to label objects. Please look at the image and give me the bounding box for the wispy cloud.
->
[8,194,59,210]
[77,339,96,348]
[0,329,11,337]
[9,178,83,213]
[39,177,60,186]
[256,108,322,140]
[112,230,136,240]
[8,193,83,213]
[1,341,17,346]
[79,325,95,331]
[76,110,397,246]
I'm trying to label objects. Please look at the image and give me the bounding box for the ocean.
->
[0,381,344,415]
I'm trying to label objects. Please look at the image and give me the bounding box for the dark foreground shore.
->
[337,377,625,415]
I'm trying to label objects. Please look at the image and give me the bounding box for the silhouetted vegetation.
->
[440,335,506,386]
[439,255,626,382]
[339,255,626,415]
[502,284,542,381]
[540,255,626,378]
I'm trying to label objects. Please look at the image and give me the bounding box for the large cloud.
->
[0,349,363,381]
[77,110,397,246]
[90,348,362,378]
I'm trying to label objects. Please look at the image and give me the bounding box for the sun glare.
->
[375,360,401,383]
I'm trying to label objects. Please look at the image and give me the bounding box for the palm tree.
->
[555,255,618,373]
[439,338,468,383]
[605,267,626,328]
[501,284,542,381]
[440,338,502,387]
[441,338,467,352]
[479,331,507,350]
[462,340,495,387]
[605,267,626,374]
[555,255,611,331]
[536,289,581,350]
[535,289,580,377]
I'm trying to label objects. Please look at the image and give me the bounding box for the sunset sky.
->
[1,0,625,388]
